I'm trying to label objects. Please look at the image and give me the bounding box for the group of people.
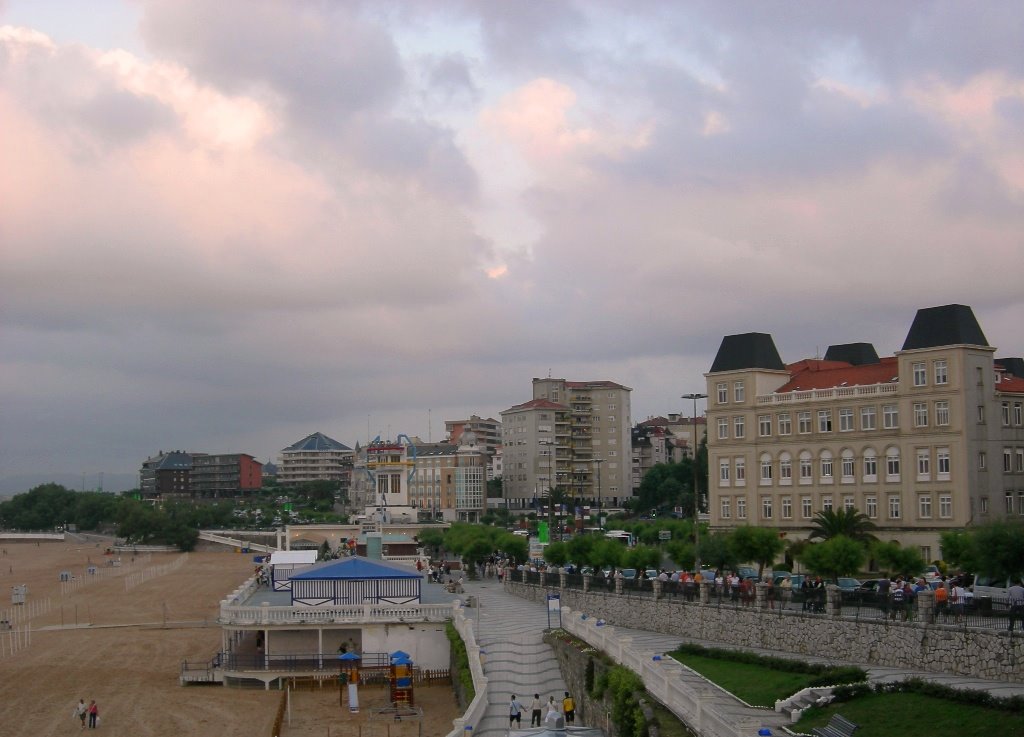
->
[72,699,99,729]
[508,691,576,729]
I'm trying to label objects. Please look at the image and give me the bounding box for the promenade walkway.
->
[459,576,1024,737]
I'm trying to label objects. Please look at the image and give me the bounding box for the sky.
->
[1,1,1023,493]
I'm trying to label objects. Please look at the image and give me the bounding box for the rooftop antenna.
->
[428,409,432,442]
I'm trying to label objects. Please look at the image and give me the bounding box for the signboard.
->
[538,522,550,543]
[546,593,561,629]
[658,530,672,541]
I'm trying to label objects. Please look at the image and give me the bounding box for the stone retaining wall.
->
[507,581,1024,683]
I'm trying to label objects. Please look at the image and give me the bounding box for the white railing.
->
[560,605,779,737]
[219,601,455,626]
[198,531,278,553]
[0,532,64,541]
[756,382,898,405]
[445,600,488,737]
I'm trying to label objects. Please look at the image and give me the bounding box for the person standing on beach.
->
[87,700,98,728]
[74,699,87,729]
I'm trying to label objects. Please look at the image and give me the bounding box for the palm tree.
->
[808,508,878,544]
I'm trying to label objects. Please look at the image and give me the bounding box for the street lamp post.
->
[593,458,604,529]
[682,393,707,573]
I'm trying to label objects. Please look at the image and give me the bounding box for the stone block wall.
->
[507,581,1024,683]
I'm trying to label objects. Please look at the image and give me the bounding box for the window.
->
[761,497,773,519]
[863,449,878,481]
[913,402,928,427]
[736,497,747,519]
[718,417,729,440]
[734,415,745,439]
[934,359,948,385]
[720,497,731,519]
[717,382,728,404]
[782,497,792,519]
[979,451,987,470]
[735,458,746,485]
[917,449,930,480]
[843,495,855,511]
[935,401,949,426]
[883,405,899,429]
[1017,449,1024,473]
[778,413,792,435]
[1016,402,1023,426]
[913,361,926,386]
[937,448,950,480]
[861,406,877,430]
[719,459,730,484]
[734,381,745,403]
[799,452,813,483]
[1002,402,1011,426]
[886,447,901,480]
[1019,492,1024,515]
[888,494,901,519]
[758,415,772,437]
[839,408,854,431]
[841,450,855,482]
[818,410,832,433]
[779,453,792,484]
[801,496,812,519]
[1007,493,1015,514]
[919,495,932,519]
[980,496,989,514]
[939,495,952,518]
[820,451,834,482]
[977,405,985,423]
[760,454,773,484]
[866,495,877,518]
[1004,448,1013,473]
[798,412,812,434]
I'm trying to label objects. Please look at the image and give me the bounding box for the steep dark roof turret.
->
[710,333,785,373]
[902,304,988,350]
[282,432,351,453]
[998,357,1024,378]
[824,343,880,366]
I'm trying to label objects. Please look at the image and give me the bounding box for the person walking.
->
[73,699,87,729]
[530,693,543,727]
[562,691,576,723]
[508,694,524,727]
[1008,580,1024,632]
[87,700,99,729]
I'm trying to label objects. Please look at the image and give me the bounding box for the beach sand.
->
[0,540,459,737]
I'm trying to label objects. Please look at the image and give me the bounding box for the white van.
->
[971,573,1020,609]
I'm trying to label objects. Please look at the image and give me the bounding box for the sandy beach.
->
[0,540,459,737]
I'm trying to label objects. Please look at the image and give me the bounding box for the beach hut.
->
[269,550,319,591]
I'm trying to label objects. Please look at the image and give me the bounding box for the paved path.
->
[461,578,567,737]
[458,577,1024,737]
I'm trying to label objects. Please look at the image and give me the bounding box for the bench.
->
[811,714,859,737]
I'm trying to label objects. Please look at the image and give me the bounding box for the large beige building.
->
[704,304,1024,562]
[501,378,632,509]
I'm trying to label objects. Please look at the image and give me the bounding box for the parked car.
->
[837,577,862,592]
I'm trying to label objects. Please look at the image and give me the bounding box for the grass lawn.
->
[668,653,828,707]
[647,697,697,737]
[796,692,1024,736]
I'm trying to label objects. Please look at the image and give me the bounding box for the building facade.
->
[139,450,194,499]
[501,378,633,509]
[631,415,707,492]
[445,415,501,460]
[191,453,263,498]
[277,432,354,490]
[704,304,1024,563]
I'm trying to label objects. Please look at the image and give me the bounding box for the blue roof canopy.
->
[289,556,421,581]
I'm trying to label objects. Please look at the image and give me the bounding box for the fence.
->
[124,553,188,591]
[442,600,488,737]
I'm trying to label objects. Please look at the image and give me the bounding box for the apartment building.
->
[631,416,706,492]
[501,378,632,509]
[704,304,1023,562]
[445,415,501,458]
[139,450,194,499]
[191,453,263,498]
[277,432,354,490]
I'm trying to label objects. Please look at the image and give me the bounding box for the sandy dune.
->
[0,540,458,737]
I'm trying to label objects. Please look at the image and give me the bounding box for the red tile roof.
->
[776,357,899,392]
[504,398,569,412]
[997,375,1024,394]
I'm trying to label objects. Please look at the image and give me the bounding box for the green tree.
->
[698,531,737,572]
[497,533,527,565]
[729,526,785,577]
[588,538,625,571]
[971,521,1024,581]
[623,544,661,571]
[808,508,878,544]
[800,536,867,582]
[873,540,926,577]
[543,541,569,567]
[939,530,977,572]
[665,540,695,570]
[417,528,446,559]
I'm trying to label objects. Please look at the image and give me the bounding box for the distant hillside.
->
[0,473,137,497]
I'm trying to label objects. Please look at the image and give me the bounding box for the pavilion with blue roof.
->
[289,556,422,606]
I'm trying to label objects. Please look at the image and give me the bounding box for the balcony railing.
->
[757,382,898,405]
[219,601,455,626]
